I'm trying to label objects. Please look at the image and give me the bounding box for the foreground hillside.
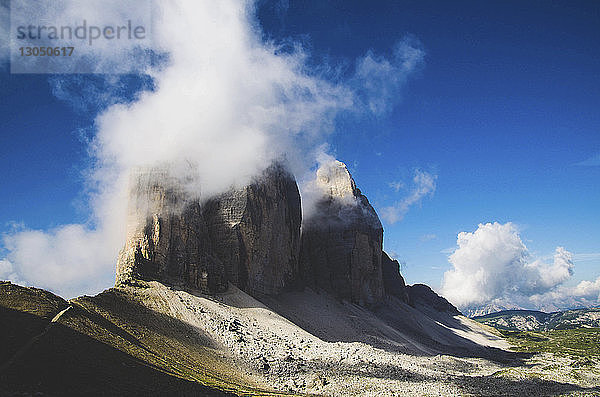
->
[0,281,263,396]
[2,281,600,396]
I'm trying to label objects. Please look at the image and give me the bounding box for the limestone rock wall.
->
[204,163,302,296]
[381,251,410,303]
[116,158,440,309]
[407,284,460,315]
[115,168,227,293]
[115,163,301,296]
[300,161,385,306]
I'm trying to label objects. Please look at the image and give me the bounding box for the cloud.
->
[1,0,423,298]
[2,225,118,297]
[573,252,600,263]
[420,233,437,242]
[353,36,425,115]
[0,259,20,284]
[528,276,600,312]
[0,0,8,68]
[388,181,404,192]
[379,170,436,224]
[49,74,155,115]
[440,222,599,313]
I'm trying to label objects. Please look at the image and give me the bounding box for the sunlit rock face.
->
[116,163,302,296]
[115,167,227,293]
[300,161,385,306]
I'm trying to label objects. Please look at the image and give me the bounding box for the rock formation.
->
[203,163,302,296]
[116,158,450,312]
[381,251,410,303]
[407,284,460,314]
[116,166,228,293]
[299,161,385,306]
[116,162,302,296]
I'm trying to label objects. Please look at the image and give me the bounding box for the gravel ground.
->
[122,282,600,396]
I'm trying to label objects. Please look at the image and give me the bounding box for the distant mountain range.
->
[463,302,523,318]
[472,308,600,331]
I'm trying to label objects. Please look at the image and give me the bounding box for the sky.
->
[0,0,598,313]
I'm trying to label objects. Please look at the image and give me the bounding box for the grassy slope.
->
[0,281,68,365]
[475,313,600,389]
[474,307,600,362]
[0,281,292,396]
[498,328,600,361]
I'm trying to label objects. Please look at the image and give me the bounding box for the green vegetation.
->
[0,282,294,396]
[498,327,600,361]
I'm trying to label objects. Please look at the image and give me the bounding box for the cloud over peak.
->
[1,0,424,298]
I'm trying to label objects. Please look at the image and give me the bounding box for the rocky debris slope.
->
[116,162,301,296]
[3,281,599,396]
[300,161,385,306]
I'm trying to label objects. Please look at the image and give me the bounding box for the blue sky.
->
[0,0,598,308]
[257,0,600,289]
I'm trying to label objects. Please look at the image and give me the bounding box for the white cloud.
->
[388,181,404,192]
[573,252,600,262]
[2,226,118,297]
[0,1,8,68]
[353,36,424,115]
[440,222,599,313]
[528,277,600,312]
[0,259,20,284]
[420,233,437,242]
[1,0,423,298]
[379,170,436,224]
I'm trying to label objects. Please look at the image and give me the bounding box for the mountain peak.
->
[316,160,358,201]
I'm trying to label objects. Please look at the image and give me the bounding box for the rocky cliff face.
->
[115,167,228,293]
[116,163,301,296]
[299,161,385,306]
[116,158,448,311]
[407,284,460,315]
[203,163,302,296]
[381,252,409,303]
